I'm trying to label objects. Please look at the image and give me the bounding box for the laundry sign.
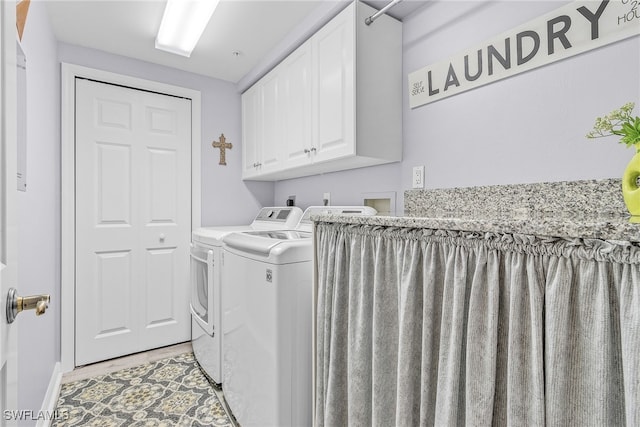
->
[408,0,640,108]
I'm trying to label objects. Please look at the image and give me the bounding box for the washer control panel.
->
[253,207,303,227]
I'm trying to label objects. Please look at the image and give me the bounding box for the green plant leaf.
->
[586,103,639,145]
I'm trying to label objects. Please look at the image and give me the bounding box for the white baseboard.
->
[36,362,62,427]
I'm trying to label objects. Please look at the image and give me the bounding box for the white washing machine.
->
[190,207,302,385]
[221,206,376,426]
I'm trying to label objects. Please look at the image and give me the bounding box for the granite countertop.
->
[312,211,640,243]
[312,179,640,243]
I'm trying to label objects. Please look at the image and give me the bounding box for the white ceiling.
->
[45,0,424,84]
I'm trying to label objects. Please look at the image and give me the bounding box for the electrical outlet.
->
[412,166,425,189]
[323,192,331,206]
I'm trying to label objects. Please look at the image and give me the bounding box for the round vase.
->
[622,148,640,216]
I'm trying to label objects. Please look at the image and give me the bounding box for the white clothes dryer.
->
[220,206,376,426]
[190,207,302,385]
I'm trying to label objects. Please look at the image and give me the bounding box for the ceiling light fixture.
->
[155,0,220,57]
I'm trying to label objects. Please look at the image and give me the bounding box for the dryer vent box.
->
[362,191,396,216]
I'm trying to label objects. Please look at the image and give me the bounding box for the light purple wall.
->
[273,163,402,210]
[12,2,639,415]
[17,0,60,418]
[58,43,275,226]
[274,1,639,214]
[401,0,637,191]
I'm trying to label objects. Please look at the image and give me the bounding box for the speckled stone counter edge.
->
[313,179,640,243]
[404,178,627,217]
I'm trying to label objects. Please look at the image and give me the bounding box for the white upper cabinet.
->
[312,4,355,164]
[282,41,313,170]
[260,71,283,173]
[242,68,284,178]
[241,84,261,179]
[242,1,402,181]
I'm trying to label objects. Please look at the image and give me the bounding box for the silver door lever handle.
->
[6,288,50,323]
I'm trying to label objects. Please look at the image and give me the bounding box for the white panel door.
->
[260,71,282,173]
[1,0,18,418]
[75,78,191,366]
[241,85,261,178]
[312,3,355,163]
[282,41,313,170]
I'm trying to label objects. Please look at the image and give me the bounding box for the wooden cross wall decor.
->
[212,133,232,166]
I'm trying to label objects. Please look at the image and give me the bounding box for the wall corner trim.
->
[35,362,62,427]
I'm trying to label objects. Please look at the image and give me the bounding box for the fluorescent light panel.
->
[155,0,220,57]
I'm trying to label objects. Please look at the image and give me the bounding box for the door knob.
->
[6,288,51,324]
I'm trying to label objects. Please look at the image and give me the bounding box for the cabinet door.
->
[312,3,355,163]
[282,41,313,170]
[241,85,262,179]
[260,71,282,173]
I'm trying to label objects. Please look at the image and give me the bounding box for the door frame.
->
[61,63,202,372]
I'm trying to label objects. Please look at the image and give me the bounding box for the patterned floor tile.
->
[52,353,234,427]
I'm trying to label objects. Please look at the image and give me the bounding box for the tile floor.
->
[60,342,237,426]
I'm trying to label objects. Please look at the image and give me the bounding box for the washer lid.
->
[223,230,312,258]
[243,230,311,240]
[192,225,254,246]
[192,206,303,245]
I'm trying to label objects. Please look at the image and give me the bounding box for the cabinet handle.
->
[304,149,310,154]
[254,162,262,168]
[310,147,317,153]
